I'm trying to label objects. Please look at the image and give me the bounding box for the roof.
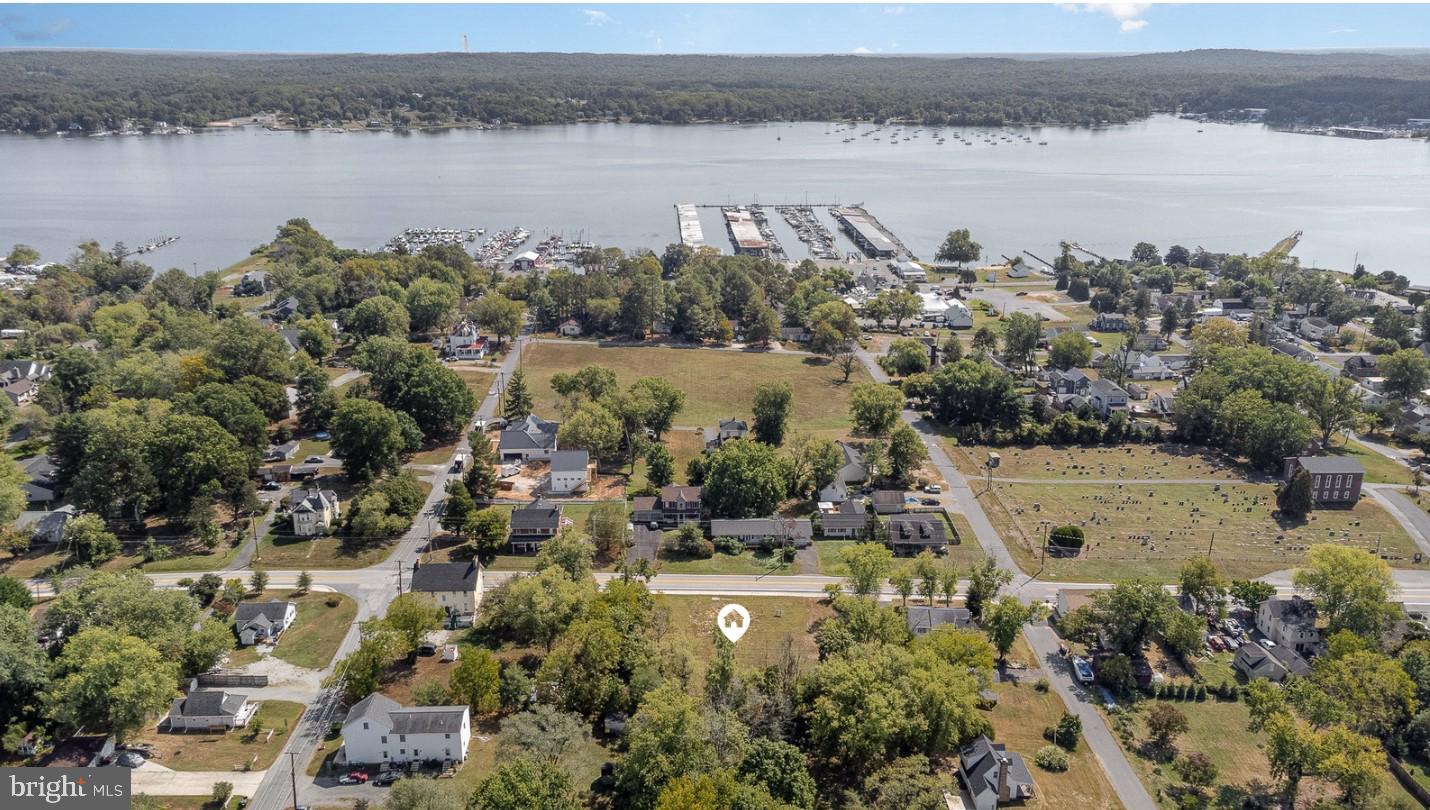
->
[345,693,468,735]
[1262,595,1319,629]
[499,415,559,452]
[660,485,701,503]
[822,500,869,530]
[173,690,248,718]
[887,513,948,545]
[960,736,1035,810]
[1289,455,1364,476]
[906,606,974,634]
[19,455,55,483]
[631,496,658,513]
[549,450,589,473]
[1233,643,1288,681]
[872,490,905,505]
[709,518,813,542]
[233,601,293,627]
[1088,378,1128,397]
[718,418,748,432]
[289,489,338,514]
[510,499,562,529]
[410,561,481,593]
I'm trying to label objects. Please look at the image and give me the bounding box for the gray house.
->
[709,518,813,549]
[167,689,257,731]
[509,499,563,553]
[703,418,749,451]
[233,601,297,646]
[1087,378,1129,418]
[906,606,974,636]
[820,499,870,538]
[499,415,560,462]
[959,735,1036,810]
[886,513,948,555]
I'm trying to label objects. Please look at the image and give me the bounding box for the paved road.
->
[1025,624,1155,810]
[1366,485,1430,558]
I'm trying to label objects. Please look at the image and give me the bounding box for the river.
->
[3,115,1428,279]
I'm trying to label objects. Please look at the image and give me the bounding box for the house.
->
[234,270,269,296]
[817,442,870,502]
[37,735,114,768]
[1128,353,1180,381]
[959,735,1035,810]
[1396,404,1430,439]
[167,689,257,731]
[14,504,78,545]
[906,606,974,636]
[1152,390,1178,416]
[1233,643,1294,683]
[4,378,35,405]
[918,292,973,328]
[820,499,870,538]
[410,561,484,622]
[1299,316,1339,342]
[288,488,340,536]
[547,450,590,495]
[1087,378,1130,418]
[703,418,749,450]
[1049,368,1092,396]
[342,693,471,767]
[266,440,300,462]
[234,601,297,646]
[872,490,906,515]
[509,499,562,553]
[277,329,303,355]
[1257,596,1325,657]
[273,296,300,320]
[1342,354,1379,380]
[0,359,51,384]
[886,513,949,555]
[709,518,814,549]
[1282,456,1364,506]
[1131,333,1169,352]
[1090,312,1128,332]
[499,415,560,461]
[443,320,489,360]
[557,318,582,337]
[652,485,702,526]
[778,327,811,343]
[18,455,56,505]
[1269,340,1314,362]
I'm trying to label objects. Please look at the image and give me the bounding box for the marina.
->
[831,206,913,260]
[775,205,841,261]
[475,227,530,266]
[382,227,481,253]
[722,208,772,259]
[674,203,705,249]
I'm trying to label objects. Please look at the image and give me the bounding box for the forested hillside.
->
[3,48,1430,133]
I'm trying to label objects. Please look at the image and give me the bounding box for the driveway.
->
[131,761,267,796]
[628,524,661,564]
[1024,624,1155,809]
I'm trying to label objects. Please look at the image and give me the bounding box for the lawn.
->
[452,366,498,400]
[134,701,305,772]
[150,797,244,810]
[1328,439,1410,485]
[656,547,797,575]
[947,442,1240,482]
[815,512,986,577]
[409,440,459,466]
[519,342,867,431]
[628,428,705,490]
[2,539,244,580]
[1119,698,1417,808]
[265,591,357,669]
[982,481,1419,582]
[654,595,832,685]
[984,664,1121,808]
[253,532,395,570]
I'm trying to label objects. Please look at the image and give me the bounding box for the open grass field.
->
[1120,698,1416,808]
[948,442,1240,482]
[1330,439,1411,485]
[1,538,244,579]
[656,546,797,575]
[985,668,1122,808]
[983,481,1419,582]
[254,532,395,569]
[628,427,705,490]
[519,342,868,431]
[134,701,304,772]
[655,595,832,685]
[267,591,357,669]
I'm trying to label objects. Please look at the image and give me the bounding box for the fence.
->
[197,673,269,688]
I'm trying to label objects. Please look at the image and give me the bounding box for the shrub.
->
[325,595,340,608]
[1048,525,1086,549]
[1034,677,1051,693]
[781,545,796,563]
[1194,685,1207,702]
[1035,745,1070,772]
[713,536,744,555]
[1054,711,1082,751]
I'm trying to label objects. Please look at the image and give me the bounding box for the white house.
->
[1257,596,1324,657]
[409,561,484,623]
[1299,317,1339,342]
[289,489,340,536]
[557,318,582,337]
[547,450,590,495]
[891,260,927,283]
[234,601,297,646]
[918,292,973,328]
[167,690,257,731]
[342,693,471,767]
[498,415,560,462]
[443,320,489,360]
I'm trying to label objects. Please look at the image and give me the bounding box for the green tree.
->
[879,338,930,377]
[616,684,717,810]
[1178,556,1227,611]
[935,228,981,267]
[479,568,594,651]
[473,294,524,346]
[751,381,793,446]
[702,439,789,518]
[841,543,894,596]
[1381,347,1430,402]
[1312,649,1417,738]
[385,777,463,810]
[1048,330,1092,370]
[62,513,120,564]
[469,509,510,558]
[1293,544,1400,637]
[47,628,177,742]
[644,444,675,488]
[296,314,336,360]
[1265,713,1321,806]
[1145,702,1190,751]
[628,377,686,440]
[1230,579,1277,612]
[1131,242,1161,265]
[535,530,595,581]
[503,370,534,422]
[404,277,460,333]
[884,423,927,481]
[737,737,816,809]
[849,383,904,436]
[249,568,268,594]
[448,646,501,713]
[557,401,622,463]
[347,295,411,341]
[982,595,1035,661]
[1278,467,1313,517]
[470,756,581,810]
[1301,375,1362,445]
[926,360,1025,436]
[331,398,406,482]
[1001,312,1041,373]
[382,592,445,659]
[965,559,1013,619]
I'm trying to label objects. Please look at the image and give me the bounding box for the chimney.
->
[997,753,1010,801]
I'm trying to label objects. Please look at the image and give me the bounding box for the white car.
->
[1071,656,1095,684]
[923,484,942,494]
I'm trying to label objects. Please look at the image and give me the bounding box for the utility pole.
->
[1206,531,1215,559]
[288,751,299,810]
[396,560,403,593]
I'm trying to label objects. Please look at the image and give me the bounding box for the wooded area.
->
[3,48,1430,133]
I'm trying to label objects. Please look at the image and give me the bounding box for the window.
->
[362,722,369,730]
[382,751,388,759]
[445,749,451,757]
[381,736,387,744]
[444,733,451,739]
[399,734,406,742]
[400,749,406,755]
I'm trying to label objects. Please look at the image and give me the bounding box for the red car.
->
[340,772,369,784]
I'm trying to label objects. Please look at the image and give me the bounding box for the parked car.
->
[648,521,660,531]
[1223,618,1243,635]
[339,772,368,785]
[313,431,330,440]
[261,481,282,491]
[1208,636,1225,652]
[1071,656,1095,684]
[372,774,398,787]
[304,455,325,464]
[923,484,942,494]
[920,498,939,506]
[1258,638,1277,649]
[114,751,145,768]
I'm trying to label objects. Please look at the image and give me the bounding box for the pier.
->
[675,204,705,248]
[831,206,912,260]
[723,208,771,258]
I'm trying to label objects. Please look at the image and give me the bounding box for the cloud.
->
[853,46,874,54]
[1058,3,1152,34]
[883,6,907,15]
[1,14,72,42]
[1329,27,1357,34]
[583,10,610,27]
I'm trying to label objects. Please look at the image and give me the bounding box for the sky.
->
[0,4,1427,55]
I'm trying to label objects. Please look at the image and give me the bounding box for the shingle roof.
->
[1290,455,1364,475]
[499,415,559,452]
[510,499,561,529]
[709,518,813,542]
[660,485,701,503]
[906,607,974,634]
[410,562,481,593]
[1234,643,1288,680]
[345,693,467,735]
[887,513,948,545]
[174,690,248,717]
[549,450,589,473]
[233,601,293,627]
[960,736,1035,810]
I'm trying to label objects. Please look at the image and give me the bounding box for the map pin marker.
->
[716,604,750,643]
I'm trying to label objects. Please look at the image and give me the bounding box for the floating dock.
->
[723,208,770,258]
[675,204,705,248]
[830,206,908,260]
